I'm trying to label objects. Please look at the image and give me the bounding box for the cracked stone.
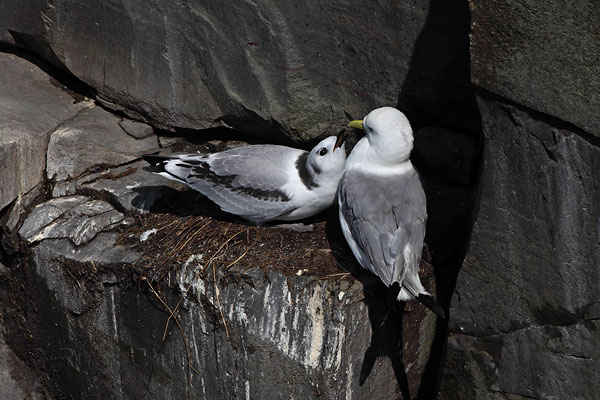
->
[118,119,154,139]
[52,161,187,213]
[2,182,45,233]
[46,106,159,182]
[19,195,125,246]
[19,196,89,240]
[0,53,89,210]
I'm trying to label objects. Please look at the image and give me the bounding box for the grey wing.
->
[338,170,427,287]
[164,145,303,222]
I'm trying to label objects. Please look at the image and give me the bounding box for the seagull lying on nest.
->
[338,107,444,318]
[143,131,346,226]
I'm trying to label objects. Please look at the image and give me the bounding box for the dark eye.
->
[318,148,328,156]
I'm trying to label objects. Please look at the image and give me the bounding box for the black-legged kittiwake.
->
[143,131,346,225]
[338,107,444,318]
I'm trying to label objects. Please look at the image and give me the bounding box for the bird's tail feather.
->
[401,279,446,319]
[142,155,172,173]
[142,154,191,185]
[416,293,445,319]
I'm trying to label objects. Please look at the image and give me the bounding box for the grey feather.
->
[339,169,427,288]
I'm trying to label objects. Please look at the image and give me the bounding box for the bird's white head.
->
[305,132,347,184]
[349,107,414,165]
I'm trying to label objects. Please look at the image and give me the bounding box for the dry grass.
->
[117,211,346,284]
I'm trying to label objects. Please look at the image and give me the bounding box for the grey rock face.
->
[440,4,600,398]
[441,97,600,399]
[0,263,45,400]
[470,0,600,137]
[0,50,441,397]
[0,2,479,397]
[14,167,435,399]
[20,231,435,399]
[51,161,187,213]
[46,107,158,181]
[0,0,472,140]
[8,171,438,398]
[118,119,154,139]
[0,53,88,210]
[19,196,125,246]
[0,332,44,400]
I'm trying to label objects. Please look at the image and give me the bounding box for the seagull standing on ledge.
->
[338,107,444,318]
[143,131,346,225]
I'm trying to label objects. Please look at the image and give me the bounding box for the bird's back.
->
[338,165,427,287]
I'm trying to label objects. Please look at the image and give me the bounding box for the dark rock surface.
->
[470,0,600,137]
[439,2,600,398]
[0,0,473,141]
[3,170,439,399]
[0,263,44,400]
[11,223,435,399]
[441,96,600,400]
[0,327,44,400]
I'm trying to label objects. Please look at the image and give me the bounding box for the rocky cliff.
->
[3,0,595,399]
[0,52,449,399]
[0,1,479,399]
[440,1,600,399]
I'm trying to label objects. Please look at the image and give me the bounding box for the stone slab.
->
[441,95,600,399]
[470,0,600,137]
[0,52,88,210]
[1,0,475,140]
[46,107,158,182]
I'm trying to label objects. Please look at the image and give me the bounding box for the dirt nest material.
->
[117,211,347,284]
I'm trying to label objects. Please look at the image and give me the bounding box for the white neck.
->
[345,137,414,175]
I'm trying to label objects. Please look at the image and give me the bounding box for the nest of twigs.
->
[116,209,346,284]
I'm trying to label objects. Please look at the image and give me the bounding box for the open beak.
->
[333,129,347,151]
[348,119,364,130]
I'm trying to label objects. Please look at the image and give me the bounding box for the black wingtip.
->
[142,154,169,173]
[417,294,446,319]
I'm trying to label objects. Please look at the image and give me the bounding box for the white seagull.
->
[338,107,444,318]
[143,131,346,225]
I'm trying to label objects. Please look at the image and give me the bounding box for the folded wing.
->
[339,170,427,289]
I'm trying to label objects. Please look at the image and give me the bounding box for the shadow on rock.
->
[325,210,411,398]
[130,184,246,223]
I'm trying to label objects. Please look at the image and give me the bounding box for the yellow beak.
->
[348,119,364,130]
